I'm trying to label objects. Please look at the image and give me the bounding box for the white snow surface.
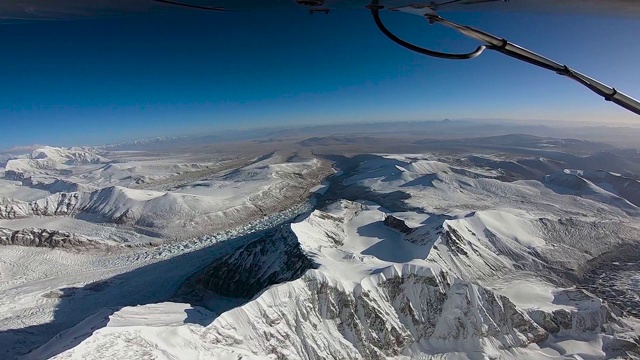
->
[33,198,640,359]
[0,179,51,202]
[2,152,640,360]
[0,201,314,359]
[4,146,109,173]
[0,149,327,241]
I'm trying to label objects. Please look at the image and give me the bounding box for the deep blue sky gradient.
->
[1,8,639,148]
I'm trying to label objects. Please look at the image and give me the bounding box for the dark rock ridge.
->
[176,225,314,302]
[0,227,102,249]
[3,170,25,181]
[211,271,550,359]
[441,226,469,256]
[0,192,79,220]
[383,215,414,235]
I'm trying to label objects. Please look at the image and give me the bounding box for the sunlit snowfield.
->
[1,122,640,359]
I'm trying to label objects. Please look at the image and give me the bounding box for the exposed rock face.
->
[202,270,548,359]
[528,291,617,336]
[441,226,469,256]
[3,170,25,181]
[0,227,102,249]
[176,226,314,301]
[0,193,80,219]
[383,215,414,235]
[378,273,547,348]
[30,193,80,217]
[174,210,549,358]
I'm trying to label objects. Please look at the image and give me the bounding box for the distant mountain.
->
[99,136,187,151]
[3,146,110,174]
[574,150,640,175]
[415,134,616,154]
[298,136,382,147]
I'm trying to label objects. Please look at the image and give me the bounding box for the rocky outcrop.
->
[377,273,547,348]
[31,192,80,216]
[441,226,469,256]
[176,226,314,301]
[0,192,80,219]
[383,215,414,235]
[2,170,25,181]
[203,270,548,359]
[0,227,105,249]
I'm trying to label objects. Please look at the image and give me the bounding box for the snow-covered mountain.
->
[175,225,314,302]
[546,169,640,207]
[3,144,640,360]
[0,182,305,240]
[99,136,187,150]
[31,199,640,359]
[0,151,331,241]
[3,146,110,173]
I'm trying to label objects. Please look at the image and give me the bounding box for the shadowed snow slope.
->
[546,169,640,207]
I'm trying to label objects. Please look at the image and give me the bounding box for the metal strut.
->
[366,4,485,60]
[368,4,640,116]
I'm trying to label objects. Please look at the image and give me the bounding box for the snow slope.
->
[0,201,314,359]
[35,200,640,359]
[546,169,640,207]
[4,146,109,173]
[0,153,330,241]
[5,151,640,360]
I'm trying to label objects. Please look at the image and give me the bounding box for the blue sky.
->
[1,7,640,148]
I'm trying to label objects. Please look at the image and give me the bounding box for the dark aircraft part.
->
[3,1,640,20]
[428,0,509,11]
[297,0,326,6]
[151,0,226,11]
[309,8,331,14]
[368,3,640,116]
[430,15,640,116]
[3,0,637,116]
[368,3,486,59]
